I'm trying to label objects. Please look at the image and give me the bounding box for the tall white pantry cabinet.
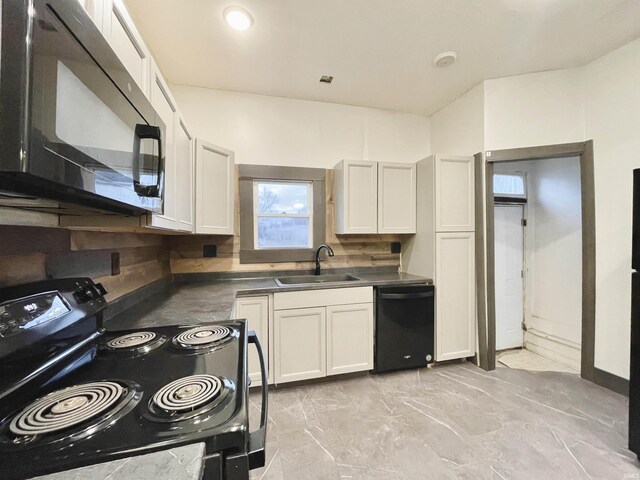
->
[403,155,476,361]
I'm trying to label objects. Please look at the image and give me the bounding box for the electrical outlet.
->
[203,245,217,257]
[111,252,120,275]
[391,242,401,254]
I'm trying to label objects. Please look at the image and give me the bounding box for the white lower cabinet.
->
[273,287,374,384]
[235,296,270,386]
[435,232,476,361]
[327,303,374,375]
[274,307,326,384]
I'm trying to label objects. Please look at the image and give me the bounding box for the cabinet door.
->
[378,162,416,234]
[435,156,475,232]
[102,0,150,96]
[327,303,373,375]
[274,307,326,384]
[175,117,194,232]
[147,61,178,229]
[335,160,377,234]
[435,232,476,361]
[235,297,270,385]
[78,0,105,31]
[195,140,235,235]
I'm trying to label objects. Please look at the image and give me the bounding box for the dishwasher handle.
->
[379,291,434,300]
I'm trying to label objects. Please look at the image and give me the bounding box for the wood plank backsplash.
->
[0,226,170,301]
[169,169,406,274]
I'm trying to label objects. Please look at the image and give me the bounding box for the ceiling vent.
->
[319,75,334,84]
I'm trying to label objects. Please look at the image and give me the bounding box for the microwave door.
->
[26,1,164,213]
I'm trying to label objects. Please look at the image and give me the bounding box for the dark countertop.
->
[51,269,429,479]
[106,270,431,330]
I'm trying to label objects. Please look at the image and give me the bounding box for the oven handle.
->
[247,330,268,470]
[133,124,164,198]
[379,291,434,300]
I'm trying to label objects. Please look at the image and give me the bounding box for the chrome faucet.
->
[315,244,335,275]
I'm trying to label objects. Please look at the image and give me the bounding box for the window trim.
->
[253,179,314,250]
[238,165,326,264]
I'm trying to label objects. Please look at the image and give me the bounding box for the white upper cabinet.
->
[78,0,105,30]
[195,140,235,235]
[435,156,475,232]
[334,160,378,234]
[378,162,416,234]
[101,0,151,97]
[333,160,416,234]
[174,117,194,232]
[147,60,178,230]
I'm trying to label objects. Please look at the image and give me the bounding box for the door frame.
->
[474,141,596,382]
[494,203,526,352]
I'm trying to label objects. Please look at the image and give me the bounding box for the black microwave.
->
[0,0,164,215]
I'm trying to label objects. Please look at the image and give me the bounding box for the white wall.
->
[484,68,585,151]
[171,85,430,168]
[477,37,640,379]
[430,83,484,156]
[584,37,640,378]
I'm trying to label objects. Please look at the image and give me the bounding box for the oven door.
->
[10,0,164,214]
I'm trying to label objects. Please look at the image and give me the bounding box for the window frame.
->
[238,165,326,264]
[253,179,314,250]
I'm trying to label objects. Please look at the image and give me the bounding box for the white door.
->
[435,232,476,361]
[494,205,525,350]
[326,303,374,375]
[274,307,326,384]
[434,156,474,232]
[377,162,417,234]
[235,296,270,385]
[194,140,235,235]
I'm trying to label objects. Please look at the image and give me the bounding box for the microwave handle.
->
[133,124,164,198]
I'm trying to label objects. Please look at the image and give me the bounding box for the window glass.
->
[257,217,311,248]
[494,173,526,197]
[257,182,309,214]
[254,181,313,249]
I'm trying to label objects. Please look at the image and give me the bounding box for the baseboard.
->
[524,329,581,371]
[593,368,629,397]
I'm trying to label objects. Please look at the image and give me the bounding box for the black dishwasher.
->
[374,284,435,373]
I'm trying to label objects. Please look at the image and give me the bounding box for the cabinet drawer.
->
[274,286,373,310]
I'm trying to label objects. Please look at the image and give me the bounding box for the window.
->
[254,181,313,249]
[238,165,326,264]
[493,173,526,199]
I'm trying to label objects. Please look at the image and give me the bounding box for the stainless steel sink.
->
[274,274,360,287]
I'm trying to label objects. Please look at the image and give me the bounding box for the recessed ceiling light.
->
[319,75,334,84]
[433,51,458,68]
[224,6,253,31]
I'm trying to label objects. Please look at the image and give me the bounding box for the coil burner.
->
[104,332,165,356]
[6,381,139,444]
[147,374,234,422]
[172,326,236,351]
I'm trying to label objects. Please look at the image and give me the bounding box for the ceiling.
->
[125,0,640,116]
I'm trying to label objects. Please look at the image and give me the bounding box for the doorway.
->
[473,141,596,382]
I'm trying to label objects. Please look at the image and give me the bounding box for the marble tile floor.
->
[248,362,636,480]
[497,348,579,374]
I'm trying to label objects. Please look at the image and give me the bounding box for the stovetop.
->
[0,321,250,479]
[0,278,266,480]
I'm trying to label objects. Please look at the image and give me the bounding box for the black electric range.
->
[0,278,267,480]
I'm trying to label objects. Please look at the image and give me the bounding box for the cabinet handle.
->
[379,292,434,300]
